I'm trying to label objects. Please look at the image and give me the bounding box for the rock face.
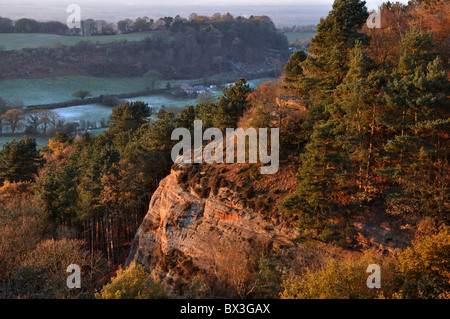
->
[126,167,295,288]
[126,165,410,295]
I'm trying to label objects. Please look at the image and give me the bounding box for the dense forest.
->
[0,14,289,80]
[0,13,280,36]
[0,0,449,299]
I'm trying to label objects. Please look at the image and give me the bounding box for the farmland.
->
[0,76,274,148]
[0,32,156,51]
[0,76,152,106]
[0,75,274,107]
[52,103,112,124]
[283,31,316,43]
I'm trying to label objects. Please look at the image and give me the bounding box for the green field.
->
[0,32,156,51]
[0,75,195,106]
[0,76,153,106]
[101,77,275,118]
[283,31,316,43]
[0,75,274,148]
[0,75,274,107]
[52,103,112,124]
[247,77,276,88]
[127,95,198,109]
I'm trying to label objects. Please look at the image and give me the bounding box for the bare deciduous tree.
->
[25,110,43,134]
[72,90,91,101]
[40,110,61,134]
[2,108,24,134]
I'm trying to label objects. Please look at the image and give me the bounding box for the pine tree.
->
[107,101,152,151]
[34,161,79,235]
[194,101,218,129]
[296,0,371,139]
[0,136,42,184]
[284,50,307,82]
[378,35,450,224]
[280,0,372,244]
[280,119,354,243]
[124,109,178,190]
[334,41,383,201]
[283,50,307,94]
[380,28,437,138]
[299,0,370,105]
[215,78,253,130]
[178,105,195,131]
[395,27,437,78]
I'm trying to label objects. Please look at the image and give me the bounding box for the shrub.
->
[183,275,213,299]
[0,196,46,287]
[100,95,121,107]
[209,172,221,196]
[398,225,450,299]
[280,252,399,299]
[10,238,107,298]
[241,185,254,199]
[253,259,282,298]
[96,262,168,299]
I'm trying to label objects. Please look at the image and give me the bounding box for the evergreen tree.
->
[0,136,42,184]
[280,0,372,243]
[299,0,370,106]
[281,119,354,243]
[106,101,153,157]
[335,41,381,200]
[215,78,253,130]
[284,50,307,84]
[381,28,438,138]
[108,101,152,135]
[395,27,436,78]
[125,109,178,190]
[377,28,449,224]
[194,101,218,129]
[178,105,195,131]
[378,56,450,223]
[34,161,79,234]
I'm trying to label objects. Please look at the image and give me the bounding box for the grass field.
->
[247,77,276,88]
[0,76,274,148]
[283,31,316,43]
[127,95,199,109]
[53,95,199,125]
[52,76,275,121]
[52,103,112,124]
[0,76,156,106]
[0,32,156,51]
[0,75,275,107]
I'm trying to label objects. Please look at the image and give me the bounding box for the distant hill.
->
[0,15,290,80]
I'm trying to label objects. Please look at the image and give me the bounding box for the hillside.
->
[0,16,290,80]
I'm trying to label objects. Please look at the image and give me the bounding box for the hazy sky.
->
[0,0,409,26]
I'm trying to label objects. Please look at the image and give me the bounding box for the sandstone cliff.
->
[125,164,300,294]
[126,162,410,296]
